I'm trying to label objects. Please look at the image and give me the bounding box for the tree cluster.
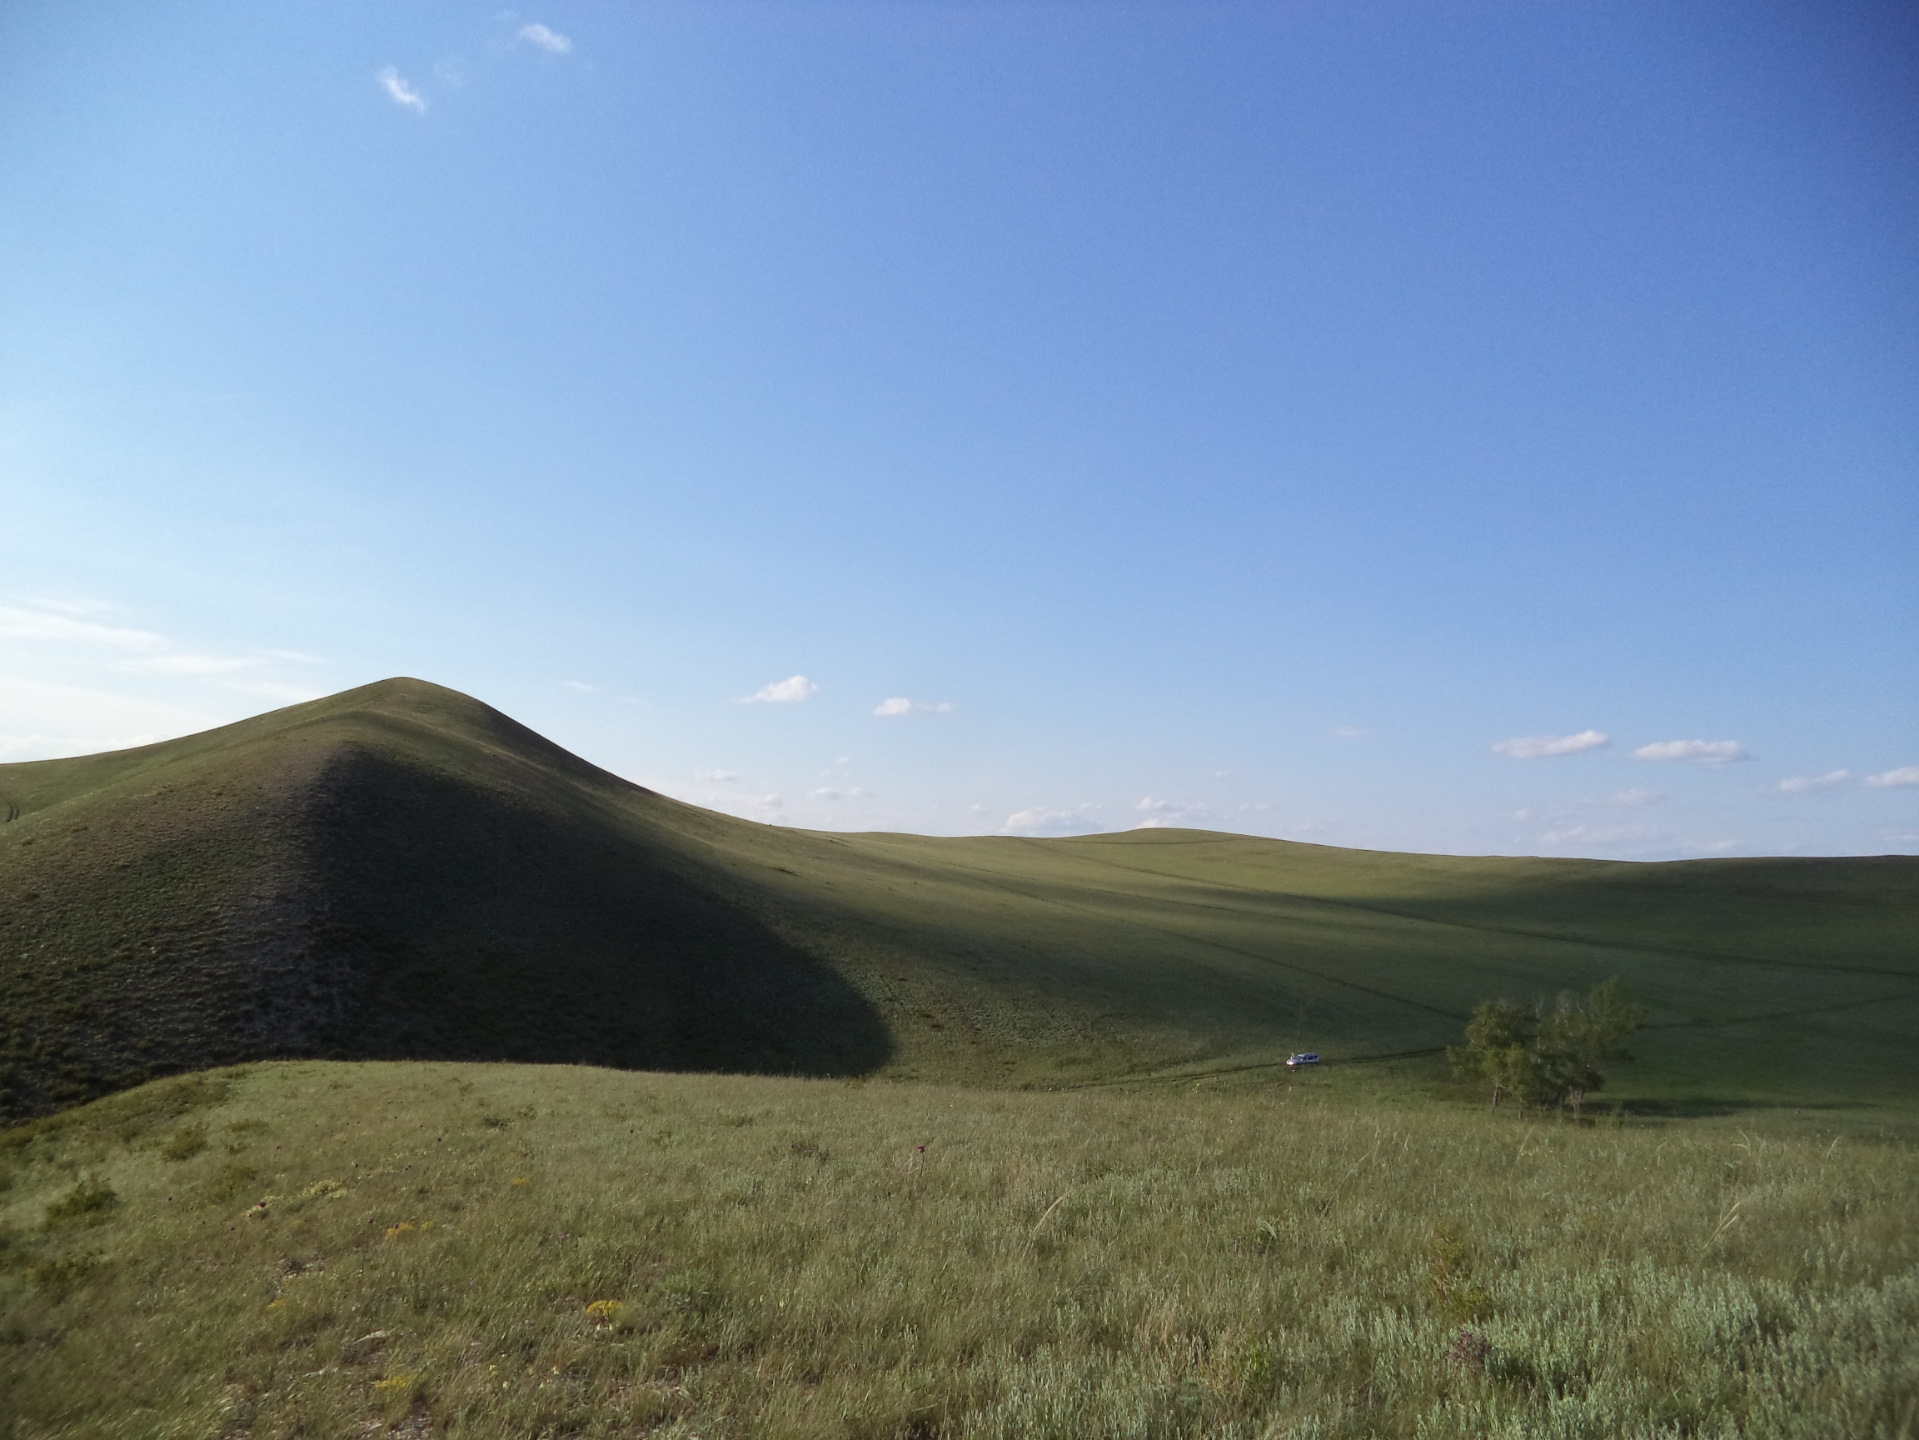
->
[1448,977,1647,1113]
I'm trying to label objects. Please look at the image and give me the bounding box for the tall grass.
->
[2,1061,1915,1438]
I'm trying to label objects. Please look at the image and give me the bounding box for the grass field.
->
[3,678,1915,1122]
[4,681,1917,1434]
[3,1061,1916,1439]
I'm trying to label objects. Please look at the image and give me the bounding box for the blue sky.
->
[2,1,1914,858]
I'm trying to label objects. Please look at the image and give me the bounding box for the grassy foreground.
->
[4,1061,1916,1439]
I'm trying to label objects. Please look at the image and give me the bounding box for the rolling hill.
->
[2,678,1915,1121]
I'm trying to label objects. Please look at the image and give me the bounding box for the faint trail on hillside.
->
[1069,988,1919,1090]
[1068,1046,1450,1089]
[911,847,1469,1022]
[1641,990,1919,1030]
[1041,843,1919,983]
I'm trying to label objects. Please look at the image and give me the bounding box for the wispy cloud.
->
[561,680,598,692]
[1133,796,1210,828]
[122,653,255,676]
[1633,739,1751,764]
[1330,726,1367,740]
[377,66,428,112]
[1537,822,1659,848]
[742,675,818,705]
[0,600,327,746]
[0,604,164,651]
[1605,788,1664,808]
[695,768,739,783]
[873,696,957,718]
[1866,766,1919,789]
[516,23,572,54]
[0,676,209,760]
[1492,729,1609,760]
[1004,806,1103,837]
[1777,770,1851,795]
[225,680,325,703]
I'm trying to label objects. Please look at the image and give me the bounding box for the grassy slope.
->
[2,679,1916,1123]
[1,1061,1914,1439]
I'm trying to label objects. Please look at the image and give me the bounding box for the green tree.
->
[1449,978,1647,1113]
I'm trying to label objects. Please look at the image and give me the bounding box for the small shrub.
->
[196,1161,257,1205]
[0,1117,51,1153]
[29,1251,107,1295]
[372,1371,424,1419]
[160,1124,207,1161]
[656,1268,717,1316]
[43,1176,118,1228]
[1447,1327,1493,1372]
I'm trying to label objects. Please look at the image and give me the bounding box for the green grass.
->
[3,678,1915,1124]
[2,1061,1915,1438]
[6,682,1916,1433]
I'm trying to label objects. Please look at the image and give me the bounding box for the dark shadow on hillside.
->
[303,746,894,1078]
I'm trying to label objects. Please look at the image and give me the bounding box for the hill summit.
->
[0,679,888,1119]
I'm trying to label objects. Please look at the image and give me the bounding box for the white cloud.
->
[561,680,598,692]
[1633,739,1752,764]
[377,66,428,112]
[122,653,255,676]
[874,696,957,718]
[0,604,164,651]
[224,680,325,703]
[516,23,572,53]
[1131,796,1212,828]
[695,768,739,783]
[1137,796,1199,815]
[21,596,116,617]
[0,676,209,760]
[1866,766,1919,789]
[1330,726,1367,740]
[1536,822,1665,850]
[1777,770,1851,795]
[742,675,817,705]
[809,787,844,801]
[1605,788,1665,808]
[1003,806,1103,837]
[1492,730,1609,760]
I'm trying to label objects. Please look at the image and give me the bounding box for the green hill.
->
[3,678,1916,1121]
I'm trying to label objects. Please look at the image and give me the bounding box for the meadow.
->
[3,1060,1915,1439]
[4,679,1916,1122]
[4,680,1916,1436]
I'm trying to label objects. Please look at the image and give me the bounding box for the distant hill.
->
[2,678,1915,1120]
